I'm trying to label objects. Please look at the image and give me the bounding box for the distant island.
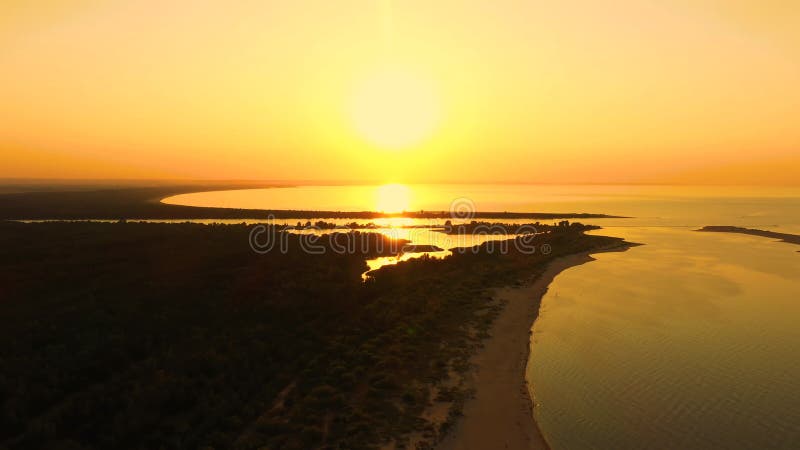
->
[0,184,625,220]
[438,220,600,235]
[400,244,444,253]
[697,226,800,248]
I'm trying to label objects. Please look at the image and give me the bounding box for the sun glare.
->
[350,67,440,150]
[375,183,411,213]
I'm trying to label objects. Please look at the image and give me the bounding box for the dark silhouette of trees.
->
[0,221,622,449]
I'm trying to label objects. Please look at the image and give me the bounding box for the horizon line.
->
[1,178,800,188]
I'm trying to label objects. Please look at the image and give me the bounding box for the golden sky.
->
[1,0,798,184]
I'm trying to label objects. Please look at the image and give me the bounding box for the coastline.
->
[438,248,626,450]
[0,183,623,220]
[697,225,800,251]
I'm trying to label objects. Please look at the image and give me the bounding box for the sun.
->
[349,67,440,150]
[375,183,411,213]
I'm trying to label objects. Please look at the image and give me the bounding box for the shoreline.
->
[438,246,629,450]
[697,225,800,251]
[0,184,624,220]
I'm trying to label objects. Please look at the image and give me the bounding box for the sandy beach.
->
[437,252,601,450]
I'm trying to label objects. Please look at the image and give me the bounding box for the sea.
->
[164,184,800,449]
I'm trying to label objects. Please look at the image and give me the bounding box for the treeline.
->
[0,221,623,449]
[438,220,601,235]
[0,186,622,221]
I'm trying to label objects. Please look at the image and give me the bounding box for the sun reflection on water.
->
[374,183,411,214]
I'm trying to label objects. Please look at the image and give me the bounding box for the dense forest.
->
[0,221,624,449]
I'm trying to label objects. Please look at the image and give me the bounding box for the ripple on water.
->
[527,227,800,449]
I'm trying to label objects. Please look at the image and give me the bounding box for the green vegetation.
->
[0,221,624,449]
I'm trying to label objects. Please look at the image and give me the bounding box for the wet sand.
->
[437,252,603,450]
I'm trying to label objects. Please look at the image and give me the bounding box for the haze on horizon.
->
[1,1,798,185]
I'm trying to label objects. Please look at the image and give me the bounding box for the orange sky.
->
[1,1,798,184]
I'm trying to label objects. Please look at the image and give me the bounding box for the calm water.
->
[291,226,514,279]
[528,227,800,449]
[167,184,800,447]
[163,184,800,231]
